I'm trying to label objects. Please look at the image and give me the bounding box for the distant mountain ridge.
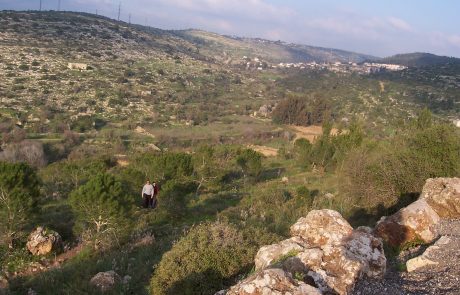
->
[376,52,460,68]
[172,29,378,64]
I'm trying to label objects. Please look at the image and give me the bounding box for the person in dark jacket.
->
[150,181,159,209]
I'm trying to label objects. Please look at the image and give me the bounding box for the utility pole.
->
[117,2,121,21]
[128,13,131,25]
[58,0,61,11]
[39,0,42,11]
[96,9,98,15]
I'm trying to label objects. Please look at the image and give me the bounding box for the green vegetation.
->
[272,94,331,126]
[149,222,256,295]
[0,162,41,248]
[69,173,132,248]
[0,10,459,295]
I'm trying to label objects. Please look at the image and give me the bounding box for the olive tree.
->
[0,162,41,248]
[69,173,132,248]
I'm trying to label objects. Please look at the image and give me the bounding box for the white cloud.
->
[149,0,295,22]
[388,17,413,32]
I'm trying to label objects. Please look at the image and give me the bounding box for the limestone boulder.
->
[420,178,460,218]
[295,233,385,295]
[406,235,451,272]
[290,210,353,248]
[224,268,322,295]
[406,256,438,272]
[374,199,440,247]
[90,271,121,293]
[26,227,63,256]
[344,227,387,278]
[238,210,386,295]
[254,236,307,270]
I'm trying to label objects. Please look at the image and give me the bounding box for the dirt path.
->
[379,81,385,93]
[6,244,84,280]
[135,126,156,139]
[248,145,278,157]
[289,125,340,143]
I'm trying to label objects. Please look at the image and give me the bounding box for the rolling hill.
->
[377,52,460,68]
[172,29,378,64]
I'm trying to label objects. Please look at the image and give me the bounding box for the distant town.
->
[241,56,408,74]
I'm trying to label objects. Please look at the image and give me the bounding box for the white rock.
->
[290,210,353,248]
[406,256,438,272]
[255,237,307,270]
[421,178,460,219]
[90,271,121,292]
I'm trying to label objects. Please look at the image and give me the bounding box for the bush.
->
[70,116,94,132]
[0,162,41,247]
[341,123,460,209]
[69,173,132,248]
[0,140,47,168]
[127,152,194,185]
[150,222,256,295]
[236,149,263,179]
[272,94,331,126]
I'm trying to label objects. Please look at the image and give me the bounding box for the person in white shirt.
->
[142,179,154,208]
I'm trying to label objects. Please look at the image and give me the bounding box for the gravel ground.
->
[353,220,460,295]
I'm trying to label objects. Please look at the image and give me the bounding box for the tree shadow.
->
[189,192,244,221]
[164,266,249,295]
[8,235,175,295]
[258,167,286,182]
[348,192,419,228]
[34,202,75,241]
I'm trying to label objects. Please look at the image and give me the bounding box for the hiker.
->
[150,181,159,209]
[142,179,154,209]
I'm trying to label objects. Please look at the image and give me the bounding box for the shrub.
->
[70,116,94,132]
[0,162,41,247]
[127,152,194,185]
[18,64,29,71]
[236,149,263,180]
[0,140,47,168]
[341,123,460,209]
[272,94,331,126]
[69,173,132,248]
[150,222,256,295]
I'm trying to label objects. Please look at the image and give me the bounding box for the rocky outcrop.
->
[255,237,307,270]
[225,269,322,295]
[290,210,353,248]
[224,210,386,295]
[375,178,460,248]
[90,271,121,292]
[374,199,440,247]
[420,178,460,218]
[26,227,63,256]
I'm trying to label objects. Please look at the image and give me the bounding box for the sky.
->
[1,0,460,58]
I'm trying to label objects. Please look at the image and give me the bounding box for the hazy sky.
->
[1,0,460,57]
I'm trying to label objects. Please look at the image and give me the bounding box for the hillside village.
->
[243,55,408,74]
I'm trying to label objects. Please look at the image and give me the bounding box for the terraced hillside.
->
[0,11,458,153]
